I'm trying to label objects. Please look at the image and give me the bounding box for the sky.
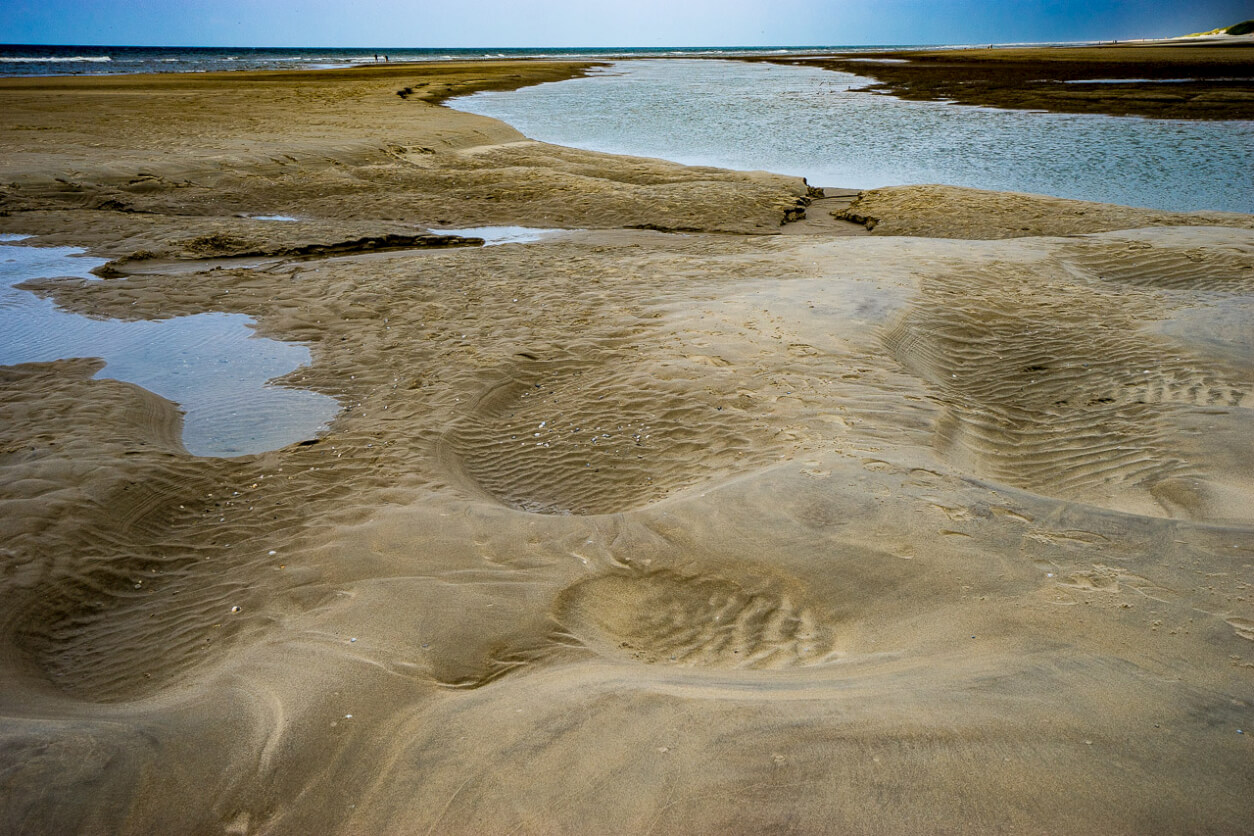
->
[2,0,1251,47]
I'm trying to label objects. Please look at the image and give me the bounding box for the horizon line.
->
[1,40,1118,51]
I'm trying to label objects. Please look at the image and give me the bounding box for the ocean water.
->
[0,44,910,77]
[0,237,339,457]
[452,59,1254,214]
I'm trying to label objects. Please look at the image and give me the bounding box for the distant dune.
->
[1187,19,1254,37]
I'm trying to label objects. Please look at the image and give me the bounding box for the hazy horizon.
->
[2,0,1250,49]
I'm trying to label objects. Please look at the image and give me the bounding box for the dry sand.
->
[1,60,1253,834]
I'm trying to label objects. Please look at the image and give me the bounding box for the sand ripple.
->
[553,571,837,669]
[882,232,1253,518]
[440,351,777,514]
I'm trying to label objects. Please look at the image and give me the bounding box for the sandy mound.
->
[838,184,1254,238]
[0,64,813,235]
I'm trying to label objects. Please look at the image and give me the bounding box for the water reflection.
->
[453,59,1254,214]
[0,239,338,457]
[433,226,572,245]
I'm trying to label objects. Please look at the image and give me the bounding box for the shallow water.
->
[0,238,338,457]
[434,226,572,245]
[453,59,1254,214]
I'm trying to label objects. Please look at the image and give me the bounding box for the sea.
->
[0,44,908,76]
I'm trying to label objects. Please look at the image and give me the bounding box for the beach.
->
[1,52,1253,834]
[762,40,1254,119]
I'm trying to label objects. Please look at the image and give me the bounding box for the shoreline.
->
[6,38,1252,120]
[2,59,1253,834]
[748,39,1254,119]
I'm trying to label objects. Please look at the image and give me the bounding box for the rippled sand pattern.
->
[553,571,836,668]
[1066,236,1254,292]
[882,235,1253,517]
[443,350,779,514]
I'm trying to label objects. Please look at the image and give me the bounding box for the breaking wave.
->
[0,56,113,63]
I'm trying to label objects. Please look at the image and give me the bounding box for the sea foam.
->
[0,56,112,63]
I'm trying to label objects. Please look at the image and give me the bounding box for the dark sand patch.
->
[754,42,1254,119]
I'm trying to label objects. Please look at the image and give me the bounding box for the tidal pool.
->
[0,236,339,457]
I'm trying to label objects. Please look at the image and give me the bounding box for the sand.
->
[759,41,1254,119]
[1,58,1253,834]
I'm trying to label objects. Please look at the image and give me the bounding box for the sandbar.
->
[755,40,1254,119]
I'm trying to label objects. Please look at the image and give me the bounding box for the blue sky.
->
[2,0,1251,47]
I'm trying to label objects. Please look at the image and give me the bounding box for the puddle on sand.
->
[433,226,572,246]
[0,237,339,457]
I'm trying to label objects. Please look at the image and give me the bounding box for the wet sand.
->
[2,60,1254,834]
[759,41,1254,119]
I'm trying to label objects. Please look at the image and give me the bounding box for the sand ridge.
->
[0,62,816,237]
[836,184,1254,238]
[1,60,1253,834]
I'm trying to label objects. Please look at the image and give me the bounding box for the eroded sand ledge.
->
[1,61,1253,834]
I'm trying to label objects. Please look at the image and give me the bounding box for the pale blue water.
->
[452,60,1254,214]
[0,237,338,457]
[434,227,572,245]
